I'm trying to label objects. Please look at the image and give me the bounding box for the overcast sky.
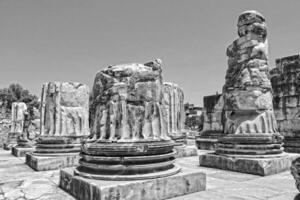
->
[0,0,299,106]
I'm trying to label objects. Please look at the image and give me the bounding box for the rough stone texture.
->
[0,149,76,200]
[216,10,283,155]
[174,145,198,158]
[10,102,27,133]
[0,149,299,200]
[0,112,11,148]
[77,59,181,181]
[89,59,169,141]
[199,11,286,176]
[32,82,89,158]
[3,103,27,150]
[26,153,79,171]
[162,82,185,141]
[12,146,35,157]
[223,11,276,136]
[200,153,298,176]
[40,82,90,137]
[270,54,300,153]
[291,156,300,192]
[196,94,224,150]
[184,103,203,132]
[60,166,206,200]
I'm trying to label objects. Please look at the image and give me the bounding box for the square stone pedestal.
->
[196,138,218,150]
[60,166,206,200]
[12,146,35,157]
[26,153,79,171]
[199,152,299,176]
[174,145,198,158]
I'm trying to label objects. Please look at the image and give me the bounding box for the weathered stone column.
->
[162,82,185,142]
[60,59,206,200]
[162,82,197,157]
[76,59,180,179]
[199,11,296,176]
[26,82,90,170]
[4,102,27,150]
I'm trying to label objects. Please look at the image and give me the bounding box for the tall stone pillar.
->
[4,102,27,150]
[26,82,90,170]
[60,59,206,200]
[200,11,295,176]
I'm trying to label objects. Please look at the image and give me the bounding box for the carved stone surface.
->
[218,10,283,155]
[199,11,286,176]
[270,54,300,153]
[291,157,300,191]
[40,82,90,138]
[11,102,27,133]
[197,94,224,150]
[162,82,185,142]
[76,59,180,180]
[4,102,27,150]
[28,82,89,167]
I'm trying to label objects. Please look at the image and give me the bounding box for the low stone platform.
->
[26,153,79,171]
[60,165,206,200]
[12,146,35,157]
[199,152,299,176]
[196,138,218,150]
[174,145,198,158]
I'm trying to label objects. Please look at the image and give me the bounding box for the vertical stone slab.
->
[162,82,185,142]
[26,82,89,170]
[40,82,90,138]
[196,94,224,150]
[4,102,27,150]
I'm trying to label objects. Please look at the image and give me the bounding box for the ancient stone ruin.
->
[4,102,27,150]
[270,54,300,153]
[60,59,206,200]
[77,59,179,179]
[26,82,90,170]
[199,10,295,176]
[162,82,185,142]
[196,93,224,150]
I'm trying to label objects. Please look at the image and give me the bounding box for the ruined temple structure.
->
[4,102,27,150]
[196,93,224,150]
[162,82,198,157]
[184,103,203,131]
[60,59,206,200]
[270,54,300,153]
[162,82,185,143]
[200,10,295,176]
[26,82,90,170]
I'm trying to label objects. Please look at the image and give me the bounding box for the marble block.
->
[199,153,298,176]
[174,145,198,158]
[26,153,79,171]
[12,146,35,157]
[60,166,206,200]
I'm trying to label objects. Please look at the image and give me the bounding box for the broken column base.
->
[26,153,79,171]
[199,152,298,176]
[283,137,300,153]
[196,138,218,150]
[174,145,198,158]
[60,166,206,200]
[12,146,35,157]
